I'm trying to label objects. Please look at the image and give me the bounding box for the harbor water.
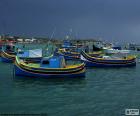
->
[0,44,140,116]
[0,58,140,116]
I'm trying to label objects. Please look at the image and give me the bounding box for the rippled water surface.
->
[0,57,140,116]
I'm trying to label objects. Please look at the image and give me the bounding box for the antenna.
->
[69,28,73,40]
[43,27,56,56]
[50,27,56,41]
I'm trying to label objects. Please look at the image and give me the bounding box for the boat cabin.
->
[40,56,66,68]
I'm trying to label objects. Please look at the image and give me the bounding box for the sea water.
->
[0,44,140,116]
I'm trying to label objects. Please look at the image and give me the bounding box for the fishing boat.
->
[62,40,76,49]
[1,43,16,62]
[55,40,79,60]
[55,48,102,60]
[81,51,136,67]
[103,48,131,54]
[14,56,85,78]
[55,48,80,60]
[1,48,43,63]
[1,50,15,62]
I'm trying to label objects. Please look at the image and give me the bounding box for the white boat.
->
[103,48,131,54]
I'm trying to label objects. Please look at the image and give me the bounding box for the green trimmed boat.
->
[14,56,85,78]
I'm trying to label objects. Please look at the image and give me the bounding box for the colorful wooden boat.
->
[55,49,80,60]
[1,50,16,62]
[14,56,85,78]
[1,43,16,62]
[55,48,102,60]
[81,51,136,67]
[1,49,42,63]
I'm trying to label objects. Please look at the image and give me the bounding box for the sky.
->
[1,0,140,43]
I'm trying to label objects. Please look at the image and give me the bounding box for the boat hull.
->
[84,60,136,67]
[1,55,13,63]
[14,64,85,78]
[81,51,136,67]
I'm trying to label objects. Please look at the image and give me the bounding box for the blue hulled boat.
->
[1,51,15,63]
[14,56,85,78]
[55,48,102,60]
[1,48,43,63]
[55,48,80,60]
[81,51,136,67]
[1,44,16,62]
